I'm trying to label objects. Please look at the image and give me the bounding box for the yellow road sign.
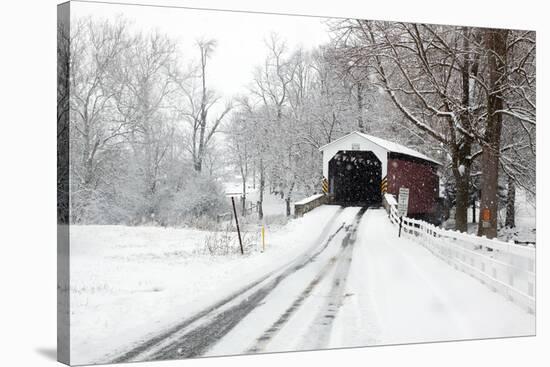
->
[322,177,329,193]
[381,176,388,193]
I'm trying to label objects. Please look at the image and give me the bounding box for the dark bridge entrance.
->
[329,150,382,206]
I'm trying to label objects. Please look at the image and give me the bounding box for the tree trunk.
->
[505,174,515,228]
[195,118,206,172]
[357,82,364,132]
[285,181,295,217]
[454,168,470,232]
[195,42,209,173]
[472,195,476,223]
[454,27,475,233]
[240,165,247,215]
[252,160,256,189]
[258,158,265,221]
[285,198,291,217]
[452,140,472,233]
[478,29,508,239]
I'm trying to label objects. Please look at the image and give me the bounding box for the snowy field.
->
[69,205,341,365]
[70,205,534,364]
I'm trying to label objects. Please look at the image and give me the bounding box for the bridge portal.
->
[328,150,381,205]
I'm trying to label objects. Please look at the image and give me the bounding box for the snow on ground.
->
[330,209,535,347]
[208,208,534,357]
[206,207,360,356]
[69,205,341,365]
[70,205,534,364]
[443,188,535,244]
[499,189,536,243]
[223,179,316,221]
[254,191,294,218]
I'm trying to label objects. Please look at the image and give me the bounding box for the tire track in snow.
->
[247,207,367,353]
[110,207,346,363]
[300,208,364,350]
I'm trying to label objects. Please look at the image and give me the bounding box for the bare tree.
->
[331,20,535,237]
[266,36,302,215]
[227,111,252,213]
[477,28,509,238]
[181,39,232,173]
[332,20,485,231]
[57,14,71,224]
[480,29,535,233]
[69,18,134,222]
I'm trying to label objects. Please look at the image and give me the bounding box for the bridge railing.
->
[383,193,536,314]
[294,194,327,217]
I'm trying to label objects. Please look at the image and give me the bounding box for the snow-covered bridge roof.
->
[319,131,441,165]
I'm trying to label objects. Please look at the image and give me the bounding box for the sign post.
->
[231,197,244,255]
[397,187,410,237]
[261,225,266,252]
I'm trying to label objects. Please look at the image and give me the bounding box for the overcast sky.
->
[72,1,332,101]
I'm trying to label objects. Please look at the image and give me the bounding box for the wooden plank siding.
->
[387,153,439,215]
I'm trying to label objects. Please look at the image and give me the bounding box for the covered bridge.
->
[319,131,441,219]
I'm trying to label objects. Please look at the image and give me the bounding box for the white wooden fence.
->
[384,193,536,314]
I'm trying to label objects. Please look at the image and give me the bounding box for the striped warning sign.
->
[380,176,388,193]
[322,177,329,194]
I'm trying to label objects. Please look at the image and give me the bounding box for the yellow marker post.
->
[261,225,265,252]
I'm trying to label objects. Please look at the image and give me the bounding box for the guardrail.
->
[383,193,536,314]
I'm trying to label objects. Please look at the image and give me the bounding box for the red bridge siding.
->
[387,157,438,215]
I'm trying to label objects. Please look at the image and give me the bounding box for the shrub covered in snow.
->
[194,223,257,256]
[71,160,229,227]
[159,172,229,226]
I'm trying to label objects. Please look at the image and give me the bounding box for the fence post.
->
[399,216,403,237]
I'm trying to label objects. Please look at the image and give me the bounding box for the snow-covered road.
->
[330,209,534,347]
[112,207,359,362]
[111,207,534,363]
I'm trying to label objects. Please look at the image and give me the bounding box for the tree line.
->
[58,16,535,238]
[329,20,535,237]
[227,21,535,238]
[59,18,232,225]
